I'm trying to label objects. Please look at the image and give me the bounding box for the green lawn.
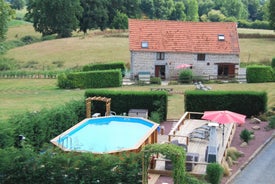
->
[1,25,275,121]
[1,79,275,122]
[3,25,275,71]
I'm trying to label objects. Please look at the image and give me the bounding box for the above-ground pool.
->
[51,116,159,154]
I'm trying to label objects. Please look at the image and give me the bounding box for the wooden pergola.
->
[85,96,111,118]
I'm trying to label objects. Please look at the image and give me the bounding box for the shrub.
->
[240,129,252,143]
[20,35,40,44]
[149,111,161,124]
[272,58,275,68]
[150,77,161,84]
[178,69,193,83]
[246,65,274,83]
[268,116,275,129]
[226,147,243,161]
[206,163,223,184]
[0,58,17,71]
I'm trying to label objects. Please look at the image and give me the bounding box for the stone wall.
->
[130,51,240,80]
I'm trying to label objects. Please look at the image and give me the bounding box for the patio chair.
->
[171,139,188,152]
[189,131,209,141]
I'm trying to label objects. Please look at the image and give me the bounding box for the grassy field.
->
[1,79,275,121]
[1,23,275,121]
[3,25,275,70]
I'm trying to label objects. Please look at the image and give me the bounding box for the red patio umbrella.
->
[202,110,246,146]
[175,63,192,69]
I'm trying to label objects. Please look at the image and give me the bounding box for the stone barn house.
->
[128,19,240,80]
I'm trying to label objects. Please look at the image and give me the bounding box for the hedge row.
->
[184,91,267,117]
[237,20,271,30]
[82,62,126,77]
[85,89,168,122]
[246,65,274,83]
[0,100,86,150]
[58,69,122,89]
[0,147,142,183]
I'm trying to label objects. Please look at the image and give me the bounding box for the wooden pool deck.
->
[148,112,237,183]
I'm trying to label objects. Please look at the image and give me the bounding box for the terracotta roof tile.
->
[129,19,240,54]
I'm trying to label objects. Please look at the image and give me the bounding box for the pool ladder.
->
[60,135,73,149]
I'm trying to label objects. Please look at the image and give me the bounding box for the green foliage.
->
[9,0,25,10]
[184,90,267,117]
[0,122,14,148]
[237,19,271,29]
[221,0,247,19]
[0,57,17,71]
[268,115,275,129]
[186,0,199,21]
[85,89,168,121]
[26,0,83,38]
[149,111,161,124]
[111,10,128,30]
[207,10,226,22]
[0,40,24,54]
[272,58,275,68]
[8,100,85,151]
[0,147,142,183]
[170,1,186,20]
[270,0,275,30]
[79,0,109,33]
[143,143,186,184]
[240,129,253,143]
[20,35,40,44]
[58,70,122,89]
[246,65,274,83]
[82,61,125,77]
[150,77,161,84]
[0,0,15,42]
[178,69,193,84]
[206,163,223,184]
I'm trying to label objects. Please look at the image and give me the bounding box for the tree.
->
[170,1,186,20]
[258,0,270,21]
[107,0,141,25]
[79,0,109,34]
[26,0,83,38]
[198,0,215,17]
[0,0,14,42]
[111,11,128,30]
[185,0,199,21]
[9,0,25,10]
[152,0,174,19]
[208,9,226,22]
[248,0,261,21]
[270,0,275,30]
[221,0,248,19]
[140,0,154,18]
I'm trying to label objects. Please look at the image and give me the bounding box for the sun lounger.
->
[189,131,209,141]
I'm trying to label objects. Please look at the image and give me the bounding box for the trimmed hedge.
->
[83,62,126,77]
[58,69,122,89]
[246,65,274,83]
[85,89,168,121]
[184,90,267,117]
[7,100,86,150]
[0,148,142,183]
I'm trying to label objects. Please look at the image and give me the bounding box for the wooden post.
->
[86,98,91,118]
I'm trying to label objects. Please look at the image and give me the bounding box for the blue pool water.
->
[54,116,156,153]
